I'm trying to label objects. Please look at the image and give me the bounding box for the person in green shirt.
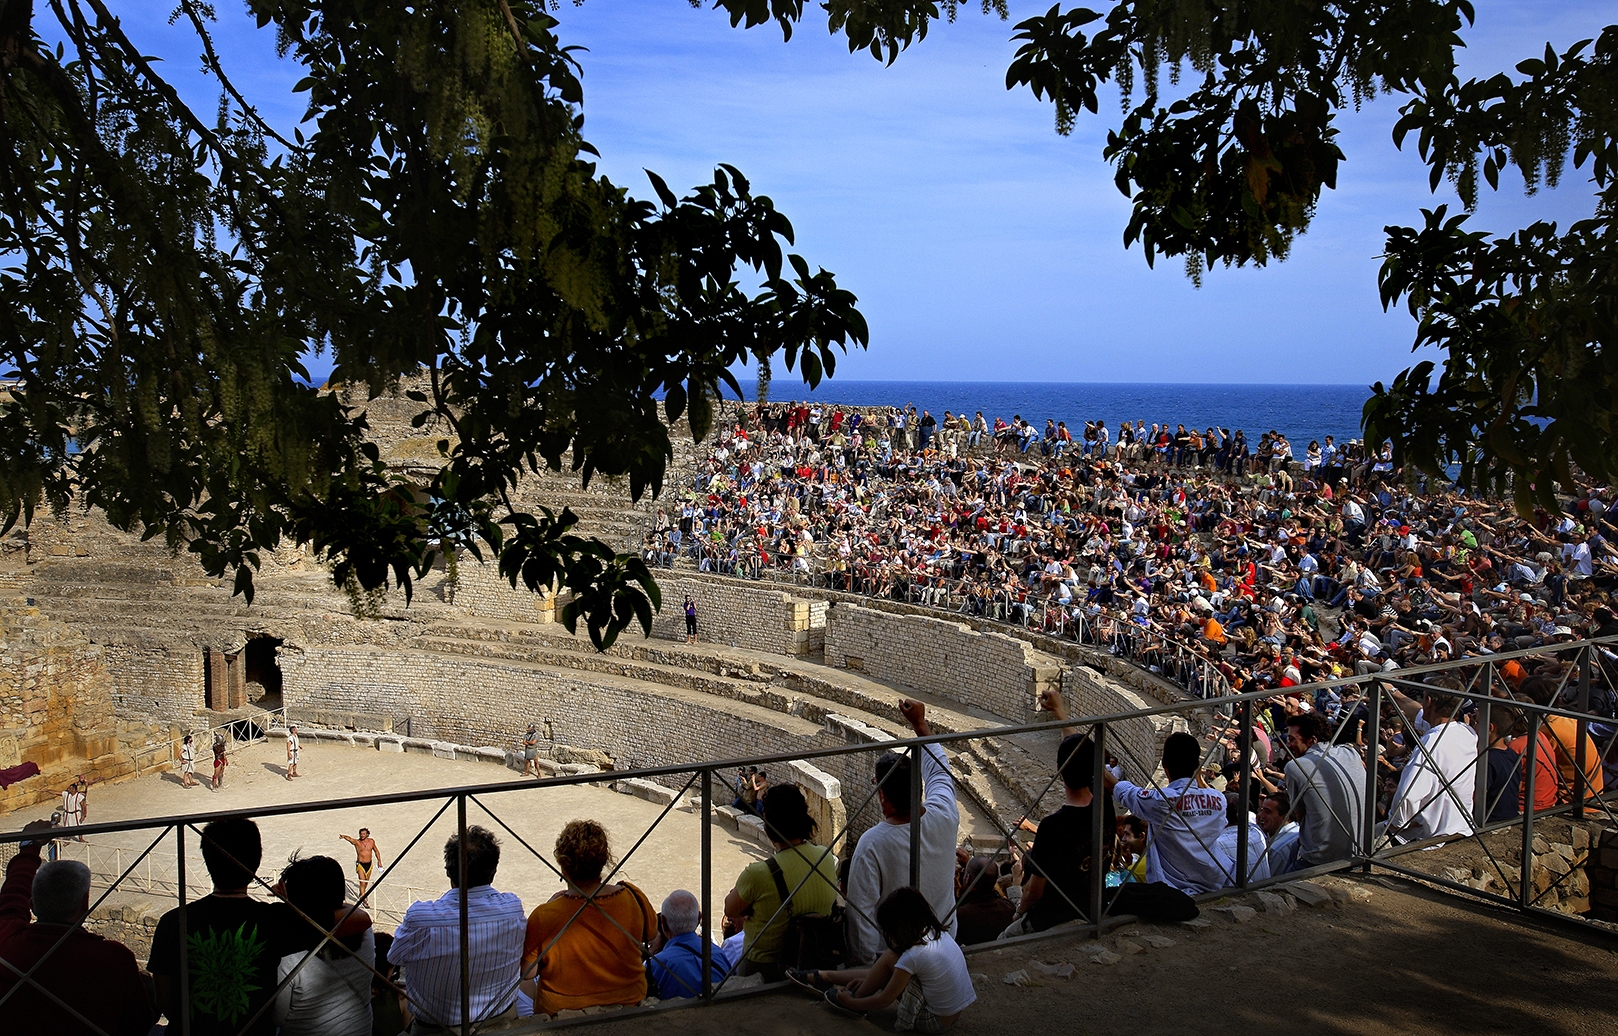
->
[723,784,839,982]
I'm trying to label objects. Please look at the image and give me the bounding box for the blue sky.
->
[115,1,1610,386]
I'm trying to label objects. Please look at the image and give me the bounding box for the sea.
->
[748,381,1372,451]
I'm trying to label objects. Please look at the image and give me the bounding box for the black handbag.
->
[765,856,846,971]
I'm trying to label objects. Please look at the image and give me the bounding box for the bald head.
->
[660,890,700,935]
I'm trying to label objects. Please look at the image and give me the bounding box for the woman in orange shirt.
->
[521,820,656,1016]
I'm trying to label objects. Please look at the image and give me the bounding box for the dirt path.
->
[580,874,1618,1036]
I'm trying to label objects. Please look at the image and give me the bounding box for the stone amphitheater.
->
[0,378,1203,856]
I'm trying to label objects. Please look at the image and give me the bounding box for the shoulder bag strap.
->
[765,856,795,919]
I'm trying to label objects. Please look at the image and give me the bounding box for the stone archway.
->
[243,635,284,708]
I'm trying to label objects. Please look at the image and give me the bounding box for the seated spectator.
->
[1387,691,1479,842]
[1109,732,1234,893]
[521,820,655,1016]
[274,854,374,1036]
[1282,713,1367,870]
[1004,692,1197,933]
[1215,797,1270,882]
[646,890,729,1000]
[725,783,840,980]
[0,820,154,1035]
[389,826,525,1032]
[1257,791,1300,875]
[795,888,976,1033]
[1519,675,1606,802]
[151,817,287,1036]
[846,700,959,964]
[952,857,1014,946]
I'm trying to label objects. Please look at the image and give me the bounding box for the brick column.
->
[207,649,228,711]
[226,652,247,709]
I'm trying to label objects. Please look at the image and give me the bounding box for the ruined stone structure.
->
[0,378,1188,847]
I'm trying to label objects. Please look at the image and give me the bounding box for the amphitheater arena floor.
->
[7,739,769,930]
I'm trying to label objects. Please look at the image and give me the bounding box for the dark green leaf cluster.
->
[0,0,866,645]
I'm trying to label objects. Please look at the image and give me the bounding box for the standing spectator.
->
[388,826,526,1031]
[1387,691,1478,842]
[684,595,699,644]
[521,820,655,1016]
[212,731,228,789]
[521,723,542,779]
[180,734,197,788]
[150,817,289,1036]
[724,783,839,980]
[286,724,301,780]
[845,699,960,964]
[1281,713,1366,870]
[647,890,729,999]
[0,820,155,1035]
[1108,732,1233,893]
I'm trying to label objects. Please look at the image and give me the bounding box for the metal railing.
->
[3,637,1615,1035]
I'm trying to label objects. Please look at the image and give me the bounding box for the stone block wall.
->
[650,577,822,657]
[446,555,558,624]
[1589,826,1618,923]
[822,603,1061,721]
[103,644,206,726]
[1062,665,1174,779]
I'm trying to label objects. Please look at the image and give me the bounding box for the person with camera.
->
[724,783,840,982]
[0,819,155,1034]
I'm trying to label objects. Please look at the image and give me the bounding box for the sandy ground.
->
[3,739,767,932]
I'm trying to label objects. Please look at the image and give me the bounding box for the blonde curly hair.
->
[554,819,612,886]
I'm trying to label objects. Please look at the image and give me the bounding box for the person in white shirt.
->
[1106,733,1233,894]
[275,855,374,1036]
[845,700,960,965]
[1215,798,1270,883]
[286,724,301,781]
[1387,691,1478,843]
[804,887,975,1032]
[388,826,527,1030]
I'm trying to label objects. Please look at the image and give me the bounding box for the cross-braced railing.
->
[3,637,1615,1034]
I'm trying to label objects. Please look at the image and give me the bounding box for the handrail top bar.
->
[3,635,1613,844]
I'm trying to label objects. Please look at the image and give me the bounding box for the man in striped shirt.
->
[389,826,526,1032]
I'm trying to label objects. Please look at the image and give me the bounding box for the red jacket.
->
[0,844,155,1035]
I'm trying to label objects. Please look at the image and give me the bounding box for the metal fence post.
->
[1575,645,1592,818]
[457,794,470,1036]
[1361,683,1383,871]
[909,743,923,890]
[1236,697,1254,888]
[701,768,713,1002]
[1473,670,1493,829]
[1520,711,1540,912]
[177,823,190,1036]
[1090,721,1107,934]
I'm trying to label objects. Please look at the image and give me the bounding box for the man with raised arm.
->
[845,699,960,964]
[339,827,383,899]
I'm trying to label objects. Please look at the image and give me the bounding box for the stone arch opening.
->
[244,636,284,708]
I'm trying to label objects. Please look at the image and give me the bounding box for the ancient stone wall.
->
[1062,665,1175,778]
[821,603,1062,720]
[102,644,206,726]
[650,576,822,657]
[445,555,558,625]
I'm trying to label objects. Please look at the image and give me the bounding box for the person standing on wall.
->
[180,734,197,788]
[212,731,228,789]
[684,595,699,644]
[285,723,300,780]
[522,722,543,779]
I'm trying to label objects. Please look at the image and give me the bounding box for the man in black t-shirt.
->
[149,817,287,1036]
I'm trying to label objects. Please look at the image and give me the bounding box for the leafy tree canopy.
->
[719,0,1616,508]
[0,0,866,646]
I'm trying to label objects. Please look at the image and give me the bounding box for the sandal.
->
[787,968,831,994]
[824,986,866,1019]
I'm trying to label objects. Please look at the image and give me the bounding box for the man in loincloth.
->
[339,827,383,897]
[285,723,300,780]
[211,732,228,789]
